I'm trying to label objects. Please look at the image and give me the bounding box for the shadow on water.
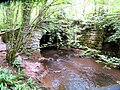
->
[41,49,120,90]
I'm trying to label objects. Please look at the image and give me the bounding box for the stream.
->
[40,49,120,90]
[0,35,120,90]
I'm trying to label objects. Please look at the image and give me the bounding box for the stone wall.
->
[75,21,104,50]
[29,20,104,51]
[28,30,43,51]
[75,20,120,57]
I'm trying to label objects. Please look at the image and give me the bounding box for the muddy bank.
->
[0,50,48,88]
[41,49,120,90]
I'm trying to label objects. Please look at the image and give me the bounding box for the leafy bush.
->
[96,55,120,68]
[73,44,120,68]
[78,46,120,68]
[105,15,120,42]
[0,67,39,90]
[88,6,120,43]
[12,59,22,72]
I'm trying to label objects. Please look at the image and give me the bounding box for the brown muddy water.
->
[41,49,120,90]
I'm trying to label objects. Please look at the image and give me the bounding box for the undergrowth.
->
[0,67,39,90]
[0,59,47,90]
[72,44,120,69]
[83,48,120,68]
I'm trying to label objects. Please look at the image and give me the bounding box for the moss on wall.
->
[77,22,104,50]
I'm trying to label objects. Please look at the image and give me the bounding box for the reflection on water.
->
[41,50,120,90]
